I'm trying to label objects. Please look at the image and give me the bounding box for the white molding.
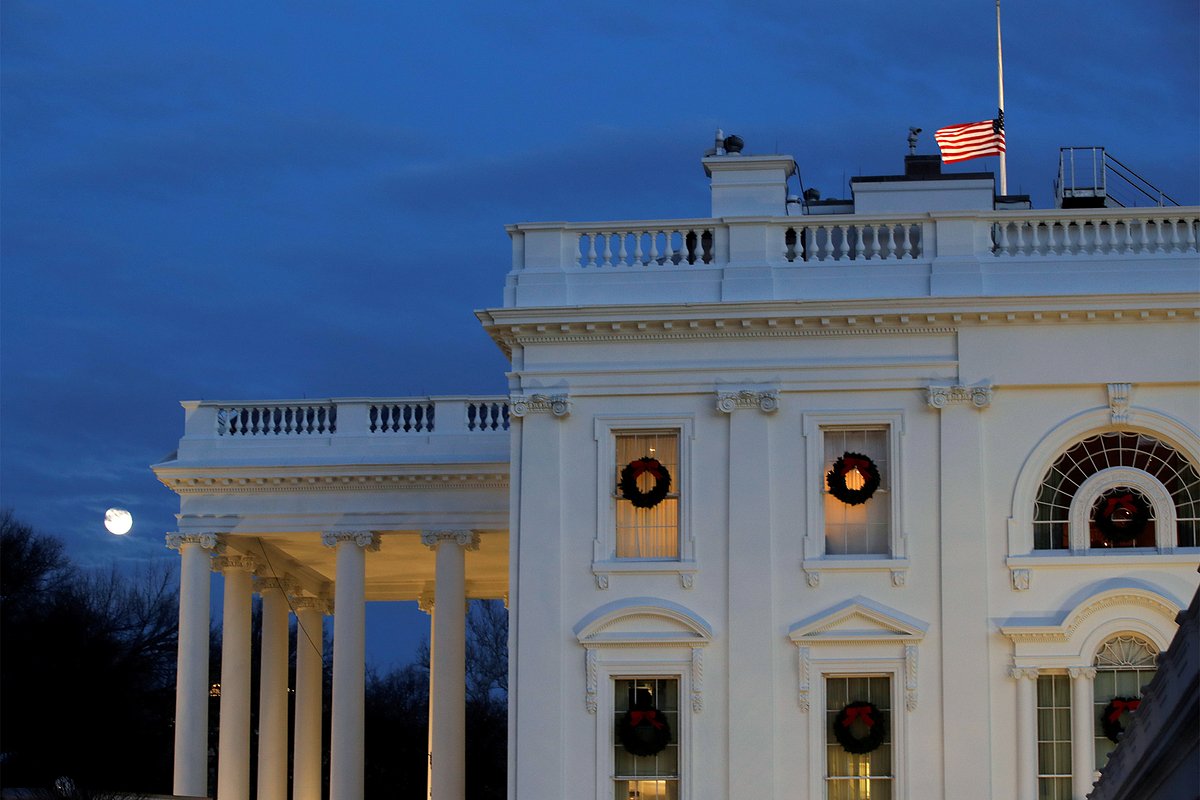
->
[789,596,929,645]
[1066,468,1176,553]
[926,382,993,409]
[801,410,907,565]
[509,393,571,418]
[1107,382,1132,424]
[714,388,779,414]
[160,470,508,495]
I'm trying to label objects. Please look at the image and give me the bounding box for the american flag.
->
[934,112,1005,164]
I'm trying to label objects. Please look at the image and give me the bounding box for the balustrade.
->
[217,404,336,436]
[206,398,509,439]
[786,221,923,262]
[992,215,1199,257]
[576,226,714,268]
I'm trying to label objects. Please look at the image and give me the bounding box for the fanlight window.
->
[1094,635,1159,669]
[1033,432,1200,549]
[1093,635,1158,768]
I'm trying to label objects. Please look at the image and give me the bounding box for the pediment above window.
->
[789,596,928,645]
[575,597,713,648]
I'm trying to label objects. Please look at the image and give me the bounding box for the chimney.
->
[904,155,942,176]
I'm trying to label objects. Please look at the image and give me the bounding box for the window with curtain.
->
[613,677,679,800]
[825,675,893,799]
[823,427,891,555]
[1036,673,1072,800]
[615,431,679,559]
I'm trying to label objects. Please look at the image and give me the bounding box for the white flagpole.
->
[996,0,1008,194]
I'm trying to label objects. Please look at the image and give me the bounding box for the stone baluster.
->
[837,225,850,261]
[633,230,644,265]
[585,232,597,267]
[601,232,612,267]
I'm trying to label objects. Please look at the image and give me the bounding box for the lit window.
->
[614,678,679,800]
[823,428,890,556]
[1036,674,1072,800]
[825,676,892,799]
[1033,431,1200,550]
[615,431,679,559]
[1092,635,1157,768]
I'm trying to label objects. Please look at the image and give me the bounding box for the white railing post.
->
[334,401,371,437]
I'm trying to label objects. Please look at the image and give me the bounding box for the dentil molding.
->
[926,383,994,409]
[509,393,570,418]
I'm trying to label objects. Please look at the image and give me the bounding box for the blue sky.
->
[2,0,1197,666]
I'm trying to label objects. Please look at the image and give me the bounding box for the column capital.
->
[716,388,779,414]
[510,393,570,418]
[420,530,480,551]
[321,531,380,551]
[213,554,258,573]
[166,532,220,552]
[291,595,326,613]
[926,383,994,410]
[1009,666,1040,680]
[417,589,436,615]
[254,576,297,594]
[1067,666,1097,680]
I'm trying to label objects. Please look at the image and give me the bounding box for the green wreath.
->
[1092,490,1150,543]
[833,701,888,754]
[1100,696,1141,743]
[618,705,672,756]
[826,453,881,506]
[619,457,672,509]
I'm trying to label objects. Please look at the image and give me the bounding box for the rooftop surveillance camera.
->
[723,134,744,154]
[908,127,922,155]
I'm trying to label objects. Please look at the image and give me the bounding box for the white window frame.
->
[801,411,908,582]
[606,671,687,800]
[593,415,696,588]
[1067,468,1177,553]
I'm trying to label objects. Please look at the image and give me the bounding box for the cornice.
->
[159,470,508,495]
[480,298,1198,353]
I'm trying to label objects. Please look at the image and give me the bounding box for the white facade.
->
[157,148,1200,800]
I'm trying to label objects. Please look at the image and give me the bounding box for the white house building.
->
[155,141,1200,800]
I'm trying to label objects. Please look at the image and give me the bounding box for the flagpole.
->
[996,0,1007,194]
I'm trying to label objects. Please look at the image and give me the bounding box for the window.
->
[614,677,679,800]
[1034,431,1200,550]
[823,428,891,555]
[615,431,680,559]
[1092,635,1157,768]
[825,676,893,799]
[1036,674,1072,800]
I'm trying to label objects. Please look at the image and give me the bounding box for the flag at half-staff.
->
[934,111,1005,164]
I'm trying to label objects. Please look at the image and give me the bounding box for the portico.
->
[154,396,511,799]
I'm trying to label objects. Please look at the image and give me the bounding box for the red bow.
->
[630,710,665,729]
[628,458,664,480]
[1106,699,1140,722]
[1103,494,1137,518]
[841,706,875,728]
[841,455,872,473]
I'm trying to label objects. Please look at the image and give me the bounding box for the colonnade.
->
[166,529,481,800]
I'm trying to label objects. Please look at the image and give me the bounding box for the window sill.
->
[592,559,697,590]
[801,557,910,588]
[1006,550,1200,590]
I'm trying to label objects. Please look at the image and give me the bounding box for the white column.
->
[323,531,378,800]
[292,598,326,800]
[167,533,217,797]
[1011,667,1039,800]
[1069,666,1097,800]
[256,577,291,800]
[216,554,257,800]
[421,530,479,800]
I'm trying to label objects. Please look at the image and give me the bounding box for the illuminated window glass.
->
[615,431,679,559]
[613,677,679,800]
[1092,635,1157,768]
[1036,674,1072,800]
[823,428,891,556]
[825,675,892,799]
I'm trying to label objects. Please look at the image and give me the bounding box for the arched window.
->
[1092,635,1158,767]
[1033,431,1200,550]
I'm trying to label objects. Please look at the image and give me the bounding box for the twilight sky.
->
[2,0,1197,666]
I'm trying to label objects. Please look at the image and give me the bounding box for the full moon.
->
[104,508,133,535]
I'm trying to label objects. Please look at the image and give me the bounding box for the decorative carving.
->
[509,393,570,418]
[212,554,257,573]
[905,644,918,710]
[1107,383,1132,424]
[1068,666,1097,680]
[254,576,296,594]
[585,649,598,713]
[715,389,779,414]
[419,530,480,551]
[804,569,821,588]
[165,532,220,551]
[1009,666,1039,680]
[594,573,610,590]
[290,596,324,612]
[321,531,381,551]
[891,569,907,588]
[1010,569,1032,591]
[926,383,993,409]
[417,590,435,615]
[797,646,811,712]
[691,648,704,712]
[679,573,695,590]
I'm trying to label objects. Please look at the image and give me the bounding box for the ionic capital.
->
[417,590,436,615]
[254,576,296,594]
[212,554,258,573]
[320,530,381,551]
[926,383,993,410]
[1009,666,1039,680]
[510,393,570,418]
[420,529,481,551]
[1068,666,1097,680]
[290,596,326,613]
[165,532,220,552]
[716,388,779,414]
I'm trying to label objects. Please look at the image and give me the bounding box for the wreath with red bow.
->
[619,457,673,509]
[1100,696,1141,743]
[833,701,888,754]
[826,453,881,506]
[1092,490,1150,543]
[618,705,672,756]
